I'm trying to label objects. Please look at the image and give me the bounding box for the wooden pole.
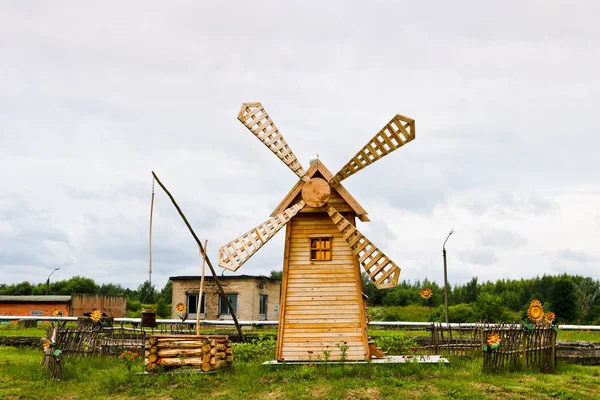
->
[149,180,155,286]
[197,240,207,336]
[151,171,245,342]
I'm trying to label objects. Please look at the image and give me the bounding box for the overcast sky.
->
[1,1,599,291]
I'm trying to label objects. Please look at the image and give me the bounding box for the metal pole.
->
[442,230,453,324]
[46,268,60,295]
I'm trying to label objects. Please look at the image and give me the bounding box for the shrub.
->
[232,335,276,362]
[374,332,418,355]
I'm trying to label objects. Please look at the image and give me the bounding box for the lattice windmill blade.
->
[218,201,306,271]
[237,102,308,181]
[326,204,400,289]
[329,114,415,186]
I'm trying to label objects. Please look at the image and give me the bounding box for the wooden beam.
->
[151,171,246,342]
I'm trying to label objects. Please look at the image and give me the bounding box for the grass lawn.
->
[1,345,599,400]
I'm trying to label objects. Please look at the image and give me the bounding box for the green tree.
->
[269,270,283,280]
[474,293,512,322]
[138,280,157,304]
[550,275,579,324]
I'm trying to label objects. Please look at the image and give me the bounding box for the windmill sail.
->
[237,102,308,181]
[329,114,415,186]
[326,205,400,289]
[218,201,306,271]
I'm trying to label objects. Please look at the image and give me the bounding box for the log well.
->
[144,334,232,372]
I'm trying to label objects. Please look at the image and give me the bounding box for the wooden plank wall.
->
[278,212,369,361]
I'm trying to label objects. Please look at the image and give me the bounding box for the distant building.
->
[170,275,281,321]
[0,294,127,318]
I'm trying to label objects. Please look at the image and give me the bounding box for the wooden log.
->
[209,348,217,356]
[156,340,213,349]
[148,337,158,346]
[201,344,211,353]
[154,357,205,366]
[202,353,211,363]
[149,346,158,354]
[145,362,156,372]
[215,337,228,344]
[216,352,226,360]
[157,348,206,358]
[216,344,226,351]
[201,362,211,372]
[209,356,216,366]
[225,348,232,355]
[226,355,233,362]
[214,360,227,369]
[210,339,217,347]
[148,353,159,363]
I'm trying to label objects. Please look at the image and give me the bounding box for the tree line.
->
[362,273,600,324]
[2,272,599,324]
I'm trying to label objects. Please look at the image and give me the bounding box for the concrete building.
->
[0,294,127,318]
[170,275,281,321]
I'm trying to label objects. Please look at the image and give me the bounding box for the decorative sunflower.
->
[52,309,61,317]
[42,338,51,351]
[176,302,186,314]
[544,311,556,324]
[420,288,433,300]
[527,299,544,322]
[90,309,103,323]
[487,332,501,347]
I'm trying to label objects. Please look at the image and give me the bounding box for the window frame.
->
[310,237,332,261]
[186,293,206,316]
[218,293,238,316]
[259,294,268,318]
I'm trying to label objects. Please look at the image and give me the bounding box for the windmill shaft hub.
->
[301,177,330,207]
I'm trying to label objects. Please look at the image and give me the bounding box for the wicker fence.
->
[426,323,557,372]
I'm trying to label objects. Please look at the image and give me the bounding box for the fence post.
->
[521,328,527,369]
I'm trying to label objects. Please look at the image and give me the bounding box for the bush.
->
[232,335,276,362]
[374,332,418,355]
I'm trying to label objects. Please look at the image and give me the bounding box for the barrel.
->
[141,309,157,328]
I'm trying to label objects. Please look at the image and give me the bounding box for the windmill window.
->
[310,237,332,261]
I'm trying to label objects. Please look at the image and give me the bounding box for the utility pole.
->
[443,230,453,324]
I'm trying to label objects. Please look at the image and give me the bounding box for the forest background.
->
[1,273,599,325]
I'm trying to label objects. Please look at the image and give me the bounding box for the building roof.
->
[169,275,280,282]
[0,295,72,303]
[271,159,370,222]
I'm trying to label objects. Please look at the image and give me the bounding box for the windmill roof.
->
[271,159,370,222]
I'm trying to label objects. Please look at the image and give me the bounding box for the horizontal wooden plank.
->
[286,282,358,288]
[284,307,359,314]
[282,332,364,338]
[283,324,361,330]
[287,285,357,292]
[284,300,359,306]
[283,327,362,333]
[285,297,358,302]
[281,341,365,348]
[284,319,359,324]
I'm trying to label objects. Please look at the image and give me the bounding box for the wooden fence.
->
[425,323,557,372]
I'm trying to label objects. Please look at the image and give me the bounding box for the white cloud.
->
[1,1,599,289]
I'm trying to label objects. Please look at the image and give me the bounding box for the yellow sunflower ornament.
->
[90,309,103,323]
[527,299,544,322]
[544,311,556,324]
[176,302,186,314]
[420,288,433,300]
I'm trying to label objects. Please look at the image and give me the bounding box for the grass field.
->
[1,345,599,399]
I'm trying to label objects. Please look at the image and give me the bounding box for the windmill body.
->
[274,160,370,360]
[219,102,415,361]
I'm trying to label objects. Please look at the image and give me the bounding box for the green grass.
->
[1,345,599,399]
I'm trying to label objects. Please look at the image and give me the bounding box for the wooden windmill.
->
[218,103,415,361]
